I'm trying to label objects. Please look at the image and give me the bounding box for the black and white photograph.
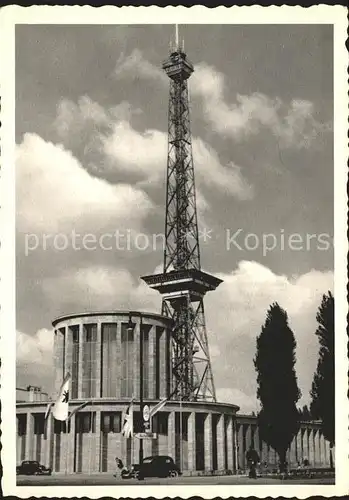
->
[0,5,347,497]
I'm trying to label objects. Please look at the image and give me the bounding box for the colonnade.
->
[16,403,331,474]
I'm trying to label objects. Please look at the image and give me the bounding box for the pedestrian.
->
[113,457,126,478]
[246,444,260,479]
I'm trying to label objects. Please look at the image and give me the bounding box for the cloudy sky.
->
[16,24,333,412]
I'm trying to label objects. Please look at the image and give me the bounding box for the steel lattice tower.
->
[142,34,222,402]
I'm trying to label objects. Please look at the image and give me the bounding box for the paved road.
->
[17,474,335,486]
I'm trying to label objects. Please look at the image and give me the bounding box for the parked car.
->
[121,463,140,479]
[16,460,52,476]
[138,455,181,480]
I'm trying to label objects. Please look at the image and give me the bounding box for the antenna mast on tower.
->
[142,26,222,402]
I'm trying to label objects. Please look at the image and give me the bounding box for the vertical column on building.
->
[302,428,309,462]
[232,418,238,473]
[94,410,101,473]
[96,322,102,398]
[325,439,330,465]
[165,327,172,397]
[324,439,330,466]
[45,414,52,467]
[204,413,213,471]
[226,416,234,471]
[159,328,166,398]
[53,331,58,394]
[132,429,140,465]
[67,413,75,473]
[289,435,297,467]
[168,411,176,458]
[25,412,32,460]
[148,325,156,399]
[318,431,324,466]
[216,414,225,471]
[245,424,252,452]
[187,412,196,471]
[133,319,140,399]
[314,429,321,466]
[319,431,325,466]
[296,427,303,465]
[115,322,122,398]
[253,425,260,457]
[78,322,83,399]
[65,326,71,378]
[308,428,315,465]
[237,423,244,470]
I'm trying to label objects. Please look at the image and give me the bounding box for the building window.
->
[101,412,122,433]
[142,326,150,399]
[70,325,80,399]
[76,412,96,433]
[151,412,168,435]
[81,324,97,398]
[17,414,27,436]
[158,412,168,435]
[33,413,45,435]
[54,419,71,434]
[101,323,117,397]
[121,323,134,398]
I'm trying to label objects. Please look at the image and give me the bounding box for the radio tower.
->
[142,26,222,402]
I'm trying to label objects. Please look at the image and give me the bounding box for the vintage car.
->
[16,460,52,476]
[121,463,140,479]
[137,455,181,480]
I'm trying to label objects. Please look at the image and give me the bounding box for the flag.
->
[67,400,91,422]
[52,372,71,421]
[122,398,134,438]
[149,397,168,419]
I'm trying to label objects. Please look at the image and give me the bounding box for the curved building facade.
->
[52,311,173,401]
[16,311,331,475]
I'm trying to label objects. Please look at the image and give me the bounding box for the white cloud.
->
[16,133,153,234]
[16,329,55,392]
[53,96,253,201]
[193,138,253,200]
[54,96,111,139]
[191,63,328,148]
[114,49,167,85]
[42,265,160,315]
[17,328,54,365]
[103,121,167,180]
[112,50,328,149]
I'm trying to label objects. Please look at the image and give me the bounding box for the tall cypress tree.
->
[310,291,335,468]
[254,303,301,472]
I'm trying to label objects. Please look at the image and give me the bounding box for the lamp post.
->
[127,312,144,464]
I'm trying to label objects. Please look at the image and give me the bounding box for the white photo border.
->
[0,4,347,498]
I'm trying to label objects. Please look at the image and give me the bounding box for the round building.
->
[17,311,240,474]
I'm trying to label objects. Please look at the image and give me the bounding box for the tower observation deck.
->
[142,33,222,402]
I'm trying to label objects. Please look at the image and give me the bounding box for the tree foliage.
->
[254,303,301,472]
[310,291,335,447]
